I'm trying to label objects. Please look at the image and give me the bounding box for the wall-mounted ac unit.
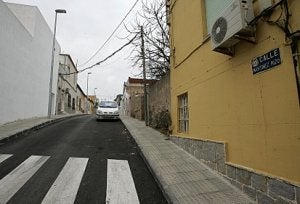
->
[210,0,255,55]
[259,0,275,12]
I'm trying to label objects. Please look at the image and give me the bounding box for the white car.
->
[96,101,119,120]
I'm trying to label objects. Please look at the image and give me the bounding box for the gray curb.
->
[120,117,172,204]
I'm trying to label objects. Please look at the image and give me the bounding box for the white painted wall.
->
[0,1,60,125]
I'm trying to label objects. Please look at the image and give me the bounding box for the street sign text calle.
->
[251,48,281,74]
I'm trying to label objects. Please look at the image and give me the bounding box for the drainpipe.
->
[290,37,300,103]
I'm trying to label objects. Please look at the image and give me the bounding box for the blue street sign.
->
[251,48,281,74]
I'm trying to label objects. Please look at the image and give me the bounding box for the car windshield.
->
[99,101,118,108]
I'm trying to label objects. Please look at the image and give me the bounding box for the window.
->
[72,98,75,110]
[68,94,71,107]
[99,101,118,108]
[204,0,234,34]
[178,93,189,133]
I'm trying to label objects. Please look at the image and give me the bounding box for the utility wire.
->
[60,34,138,76]
[78,0,140,67]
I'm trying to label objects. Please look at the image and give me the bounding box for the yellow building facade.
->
[169,0,300,202]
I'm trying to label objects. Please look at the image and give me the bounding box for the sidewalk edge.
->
[0,114,86,144]
[120,117,172,204]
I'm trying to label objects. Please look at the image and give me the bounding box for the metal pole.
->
[47,12,58,118]
[47,9,66,118]
[86,72,91,114]
[141,26,148,126]
[86,74,89,114]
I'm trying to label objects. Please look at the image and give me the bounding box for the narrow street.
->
[0,115,167,204]
[1,0,299,203]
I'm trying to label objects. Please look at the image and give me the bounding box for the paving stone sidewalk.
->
[121,116,253,204]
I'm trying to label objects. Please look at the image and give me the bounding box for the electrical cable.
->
[248,0,284,26]
[78,0,140,67]
[60,34,138,76]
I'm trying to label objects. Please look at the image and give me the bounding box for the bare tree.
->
[126,0,170,79]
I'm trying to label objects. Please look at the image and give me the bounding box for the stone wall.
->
[148,72,171,132]
[171,136,300,204]
[130,94,144,120]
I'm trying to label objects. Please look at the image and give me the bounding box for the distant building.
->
[121,77,156,120]
[87,95,97,114]
[121,77,145,118]
[114,94,123,107]
[56,54,78,114]
[0,1,60,124]
[76,84,86,113]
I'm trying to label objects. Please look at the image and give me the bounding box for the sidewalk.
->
[0,114,84,143]
[121,116,253,204]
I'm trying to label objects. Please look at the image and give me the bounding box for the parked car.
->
[96,101,119,120]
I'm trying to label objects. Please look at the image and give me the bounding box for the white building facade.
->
[0,1,60,125]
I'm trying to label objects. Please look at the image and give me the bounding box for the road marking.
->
[41,157,88,204]
[0,154,12,164]
[0,155,49,204]
[106,159,140,204]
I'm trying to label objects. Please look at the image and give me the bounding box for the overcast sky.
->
[4,0,144,101]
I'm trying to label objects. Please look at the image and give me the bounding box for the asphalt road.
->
[0,115,167,204]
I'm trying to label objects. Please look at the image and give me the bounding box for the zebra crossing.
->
[0,154,140,204]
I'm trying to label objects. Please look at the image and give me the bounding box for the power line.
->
[60,34,137,76]
[78,0,140,67]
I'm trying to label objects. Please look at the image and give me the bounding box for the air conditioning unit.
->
[259,0,275,12]
[210,0,255,55]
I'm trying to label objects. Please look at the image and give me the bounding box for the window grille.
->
[178,93,189,133]
[72,98,75,110]
[68,94,71,107]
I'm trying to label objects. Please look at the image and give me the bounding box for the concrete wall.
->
[169,0,300,202]
[0,1,60,124]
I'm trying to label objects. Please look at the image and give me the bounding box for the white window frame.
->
[178,93,189,133]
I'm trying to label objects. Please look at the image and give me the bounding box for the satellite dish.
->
[211,17,228,44]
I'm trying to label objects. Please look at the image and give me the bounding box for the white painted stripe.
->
[42,157,88,204]
[0,155,49,204]
[0,154,12,164]
[106,159,140,204]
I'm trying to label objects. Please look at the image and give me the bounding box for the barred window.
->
[178,93,189,133]
[72,98,75,110]
[68,94,71,107]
